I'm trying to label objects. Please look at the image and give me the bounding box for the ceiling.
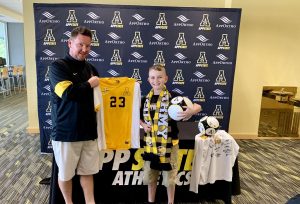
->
[0,0,23,22]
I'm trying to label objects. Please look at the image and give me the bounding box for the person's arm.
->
[140,120,151,133]
[50,60,99,101]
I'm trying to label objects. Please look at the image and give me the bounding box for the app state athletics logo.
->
[215,70,227,85]
[193,87,205,102]
[199,14,211,30]
[131,31,143,48]
[111,11,124,28]
[153,51,165,66]
[91,30,100,46]
[43,29,56,46]
[213,105,224,119]
[172,69,184,85]
[155,13,168,29]
[175,33,187,49]
[196,52,208,68]
[66,10,78,26]
[46,101,51,116]
[131,69,142,83]
[218,34,230,50]
[110,49,122,66]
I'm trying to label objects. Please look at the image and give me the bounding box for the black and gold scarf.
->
[143,86,173,170]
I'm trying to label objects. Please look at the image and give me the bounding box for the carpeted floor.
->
[0,92,299,204]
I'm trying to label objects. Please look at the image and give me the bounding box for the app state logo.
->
[66,10,78,26]
[196,52,208,68]
[110,49,122,65]
[199,14,211,30]
[155,13,168,29]
[131,31,143,48]
[43,29,56,45]
[153,51,165,66]
[111,11,124,28]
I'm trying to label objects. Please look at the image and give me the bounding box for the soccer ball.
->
[198,116,219,136]
[168,96,193,121]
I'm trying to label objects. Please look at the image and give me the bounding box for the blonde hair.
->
[149,65,167,74]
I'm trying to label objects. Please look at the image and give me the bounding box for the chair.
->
[12,65,26,93]
[0,66,12,97]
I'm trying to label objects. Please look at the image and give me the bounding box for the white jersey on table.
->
[190,130,239,193]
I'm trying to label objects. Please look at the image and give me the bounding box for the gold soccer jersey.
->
[94,77,141,150]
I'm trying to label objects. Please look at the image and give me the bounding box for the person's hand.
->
[88,76,99,88]
[177,106,194,121]
[141,122,151,133]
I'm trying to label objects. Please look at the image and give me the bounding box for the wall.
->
[7,23,25,66]
[24,0,300,138]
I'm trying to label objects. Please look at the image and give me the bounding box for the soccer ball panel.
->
[167,104,184,121]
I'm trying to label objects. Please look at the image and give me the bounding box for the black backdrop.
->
[34,3,241,153]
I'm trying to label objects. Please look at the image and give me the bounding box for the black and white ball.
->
[198,116,220,136]
[168,96,193,121]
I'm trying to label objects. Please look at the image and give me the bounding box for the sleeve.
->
[50,60,92,101]
[140,96,146,121]
[131,82,141,148]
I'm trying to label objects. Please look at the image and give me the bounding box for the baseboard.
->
[26,127,40,134]
[230,133,300,139]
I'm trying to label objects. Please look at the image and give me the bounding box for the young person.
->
[50,26,99,204]
[140,65,202,204]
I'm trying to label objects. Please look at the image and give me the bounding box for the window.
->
[0,21,8,65]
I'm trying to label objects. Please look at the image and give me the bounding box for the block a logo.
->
[44,66,50,82]
[196,52,208,68]
[199,14,211,30]
[66,10,78,26]
[111,11,123,28]
[174,15,194,27]
[85,12,104,24]
[110,49,122,65]
[91,30,100,46]
[131,69,142,83]
[218,34,230,50]
[215,70,227,85]
[40,11,60,23]
[153,51,165,66]
[216,16,236,29]
[43,29,56,46]
[155,13,168,29]
[131,31,143,48]
[175,33,187,49]
[172,69,184,85]
[213,105,224,119]
[194,87,205,102]
[46,101,51,116]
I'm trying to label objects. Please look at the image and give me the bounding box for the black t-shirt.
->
[140,91,179,140]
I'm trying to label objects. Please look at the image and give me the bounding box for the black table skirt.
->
[49,142,240,204]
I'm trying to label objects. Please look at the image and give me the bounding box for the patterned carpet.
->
[0,92,299,204]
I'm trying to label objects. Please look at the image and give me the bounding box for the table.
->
[49,140,240,204]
